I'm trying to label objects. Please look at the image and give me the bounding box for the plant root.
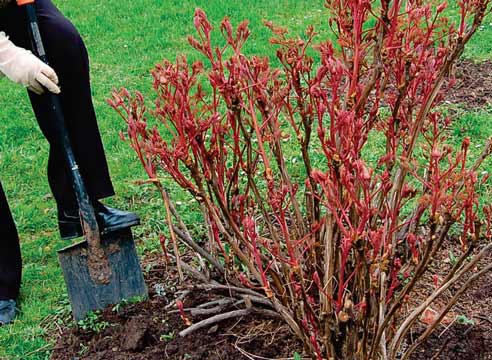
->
[179,308,280,337]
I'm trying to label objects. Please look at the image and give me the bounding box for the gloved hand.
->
[0,31,60,95]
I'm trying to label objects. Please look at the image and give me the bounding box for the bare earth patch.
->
[49,255,302,360]
[447,60,492,109]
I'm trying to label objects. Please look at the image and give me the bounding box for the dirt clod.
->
[121,317,150,351]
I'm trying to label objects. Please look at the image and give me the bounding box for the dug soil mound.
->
[49,257,302,360]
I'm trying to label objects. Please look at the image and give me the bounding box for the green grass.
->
[1,1,492,359]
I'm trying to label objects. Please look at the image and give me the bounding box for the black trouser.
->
[0,0,115,300]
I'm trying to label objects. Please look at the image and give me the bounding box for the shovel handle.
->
[19,1,111,284]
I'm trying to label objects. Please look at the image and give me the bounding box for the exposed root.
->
[179,308,280,337]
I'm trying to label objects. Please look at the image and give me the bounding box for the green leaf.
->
[456,315,475,325]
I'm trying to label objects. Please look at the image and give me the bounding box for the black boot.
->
[58,201,140,240]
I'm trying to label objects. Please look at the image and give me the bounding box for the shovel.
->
[17,0,148,320]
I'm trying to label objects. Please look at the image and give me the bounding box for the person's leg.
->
[0,182,22,302]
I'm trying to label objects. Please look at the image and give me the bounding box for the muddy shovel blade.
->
[58,228,148,321]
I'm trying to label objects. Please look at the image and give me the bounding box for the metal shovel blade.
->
[58,228,148,321]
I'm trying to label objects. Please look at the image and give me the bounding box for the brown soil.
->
[446,60,492,109]
[49,257,302,360]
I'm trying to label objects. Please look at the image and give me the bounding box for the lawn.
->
[0,1,491,359]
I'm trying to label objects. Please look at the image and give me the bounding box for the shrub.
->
[109,1,492,359]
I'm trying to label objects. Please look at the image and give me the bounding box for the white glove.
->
[0,31,60,95]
